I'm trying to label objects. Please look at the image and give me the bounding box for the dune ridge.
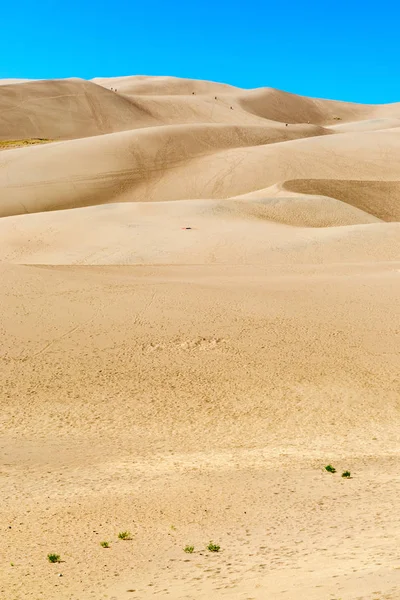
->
[1,77,400,227]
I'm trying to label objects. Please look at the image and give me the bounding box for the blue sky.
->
[1,0,399,103]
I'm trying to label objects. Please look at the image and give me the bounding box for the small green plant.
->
[325,464,336,473]
[342,471,351,478]
[184,545,194,553]
[100,541,110,548]
[207,541,220,552]
[10,562,14,567]
[47,553,61,564]
[333,116,342,121]
[118,531,131,540]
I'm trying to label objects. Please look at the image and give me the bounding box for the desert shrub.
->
[207,541,220,552]
[325,465,336,473]
[47,553,61,563]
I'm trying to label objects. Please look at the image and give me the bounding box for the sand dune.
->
[239,87,400,124]
[0,200,395,266]
[282,179,400,222]
[2,76,400,145]
[92,75,239,95]
[0,121,332,217]
[0,76,399,600]
[0,125,399,219]
[327,117,400,132]
[0,79,160,140]
[0,78,33,85]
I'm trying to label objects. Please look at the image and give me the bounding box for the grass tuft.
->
[325,464,336,473]
[207,541,220,552]
[184,545,194,553]
[118,531,131,540]
[47,553,61,564]
[100,541,110,548]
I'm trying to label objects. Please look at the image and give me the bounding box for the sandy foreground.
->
[0,76,399,600]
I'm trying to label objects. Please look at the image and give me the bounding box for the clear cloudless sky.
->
[1,0,399,103]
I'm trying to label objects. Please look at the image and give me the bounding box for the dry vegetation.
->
[0,138,52,150]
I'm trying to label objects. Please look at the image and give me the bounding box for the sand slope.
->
[0,76,399,600]
[1,125,400,220]
[1,263,399,600]
[92,75,240,95]
[1,201,398,266]
[2,76,400,144]
[0,79,160,140]
[239,87,400,124]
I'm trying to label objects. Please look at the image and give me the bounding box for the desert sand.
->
[0,76,399,600]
